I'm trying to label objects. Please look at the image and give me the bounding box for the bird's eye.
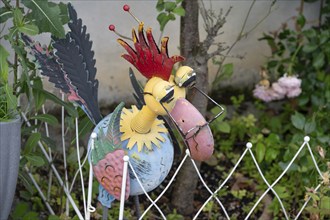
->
[182,73,196,88]
[160,87,174,103]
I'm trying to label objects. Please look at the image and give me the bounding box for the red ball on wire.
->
[108,24,115,31]
[123,4,130,12]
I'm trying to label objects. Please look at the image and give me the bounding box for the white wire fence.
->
[21,104,327,220]
[109,136,326,220]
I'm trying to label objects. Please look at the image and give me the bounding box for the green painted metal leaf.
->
[92,102,125,164]
[106,102,125,147]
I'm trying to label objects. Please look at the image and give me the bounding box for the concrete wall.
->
[4,0,321,106]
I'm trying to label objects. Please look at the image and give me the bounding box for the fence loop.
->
[246,142,253,149]
[304,136,310,142]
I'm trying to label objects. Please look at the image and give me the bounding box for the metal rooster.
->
[23,2,224,216]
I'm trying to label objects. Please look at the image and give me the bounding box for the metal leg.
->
[134,195,141,218]
[102,205,108,220]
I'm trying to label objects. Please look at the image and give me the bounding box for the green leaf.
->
[25,155,45,167]
[4,84,17,112]
[265,148,278,162]
[13,8,24,27]
[210,105,226,121]
[31,77,45,111]
[304,118,316,134]
[18,24,39,36]
[313,52,325,69]
[168,13,176,21]
[157,12,170,31]
[67,147,85,164]
[23,132,41,155]
[291,111,305,130]
[0,7,13,23]
[296,14,306,28]
[30,114,59,126]
[11,202,29,219]
[23,211,39,220]
[256,142,266,163]
[279,161,299,172]
[173,6,185,16]
[273,185,290,198]
[302,43,318,53]
[18,173,34,194]
[33,89,46,112]
[70,115,94,145]
[164,2,176,11]
[221,63,234,79]
[217,121,231,133]
[320,196,330,210]
[0,45,10,82]
[32,86,78,117]
[22,0,66,38]
[156,0,165,11]
[298,95,309,106]
[40,135,56,150]
[49,2,69,24]
[303,29,317,38]
[319,30,330,44]
[48,215,61,220]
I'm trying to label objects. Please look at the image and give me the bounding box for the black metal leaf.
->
[129,68,145,109]
[52,3,102,124]
[53,34,102,124]
[67,3,97,92]
[21,34,70,94]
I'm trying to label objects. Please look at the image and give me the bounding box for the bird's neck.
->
[130,105,157,134]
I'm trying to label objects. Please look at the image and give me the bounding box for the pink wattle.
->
[170,98,214,161]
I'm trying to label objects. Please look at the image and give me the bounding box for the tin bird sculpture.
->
[23,2,224,213]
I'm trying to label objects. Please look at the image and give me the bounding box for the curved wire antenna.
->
[190,86,225,125]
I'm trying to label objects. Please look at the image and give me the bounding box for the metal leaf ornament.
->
[23,3,102,125]
[21,35,71,94]
[91,102,130,200]
[52,3,102,124]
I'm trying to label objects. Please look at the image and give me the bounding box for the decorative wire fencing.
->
[20,103,327,220]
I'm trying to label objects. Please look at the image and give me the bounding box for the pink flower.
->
[278,75,301,89]
[286,87,302,98]
[254,74,302,102]
[253,85,274,102]
[271,82,286,100]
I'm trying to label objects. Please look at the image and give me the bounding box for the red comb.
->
[117,23,184,80]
